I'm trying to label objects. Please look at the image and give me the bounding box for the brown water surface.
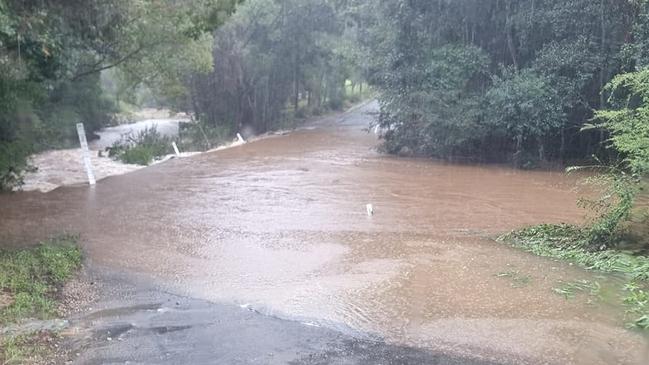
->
[1,102,647,364]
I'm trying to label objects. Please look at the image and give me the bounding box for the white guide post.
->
[237,133,246,144]
[76,123,96,186]
[366,204,374,216]
[172,141,181,156]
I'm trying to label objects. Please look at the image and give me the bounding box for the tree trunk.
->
[506,0,519,69]
[559,127,566,164]
[263,77,269,131]
[293,32,300,112]
[599,0,608,150]
[513,134,523,167]
[294,64,299,112]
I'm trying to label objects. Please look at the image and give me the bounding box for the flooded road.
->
[1,102,647,364]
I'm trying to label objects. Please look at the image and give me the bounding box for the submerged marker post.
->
[237,133,246,144]
[76,122,96,186]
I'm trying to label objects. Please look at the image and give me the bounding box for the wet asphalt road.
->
[66,266,503,365]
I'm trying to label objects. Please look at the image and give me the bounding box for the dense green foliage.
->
[597,69,649,176]
[0,0,238,190]
[190,0,365,135]
[354,0,646,165]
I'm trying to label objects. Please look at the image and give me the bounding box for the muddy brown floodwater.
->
[1,102,648,364]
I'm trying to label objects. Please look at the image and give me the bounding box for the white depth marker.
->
[172,142,181,156]
[76,123,96,186]
[366,204,374,216]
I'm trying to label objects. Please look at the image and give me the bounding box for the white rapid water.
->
[19,114,188,193]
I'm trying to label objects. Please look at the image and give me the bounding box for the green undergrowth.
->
[108,126,173,165]
[1,331,60,365]
[0,236,82,324]
[500,224,649,330]
[0,236,81,364]
[552,279,601,300]
[501,224,649,280]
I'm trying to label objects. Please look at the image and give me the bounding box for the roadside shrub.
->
[580,68,649,248]
[578,170,639,248]
[483,68,565,166]
[108,126,173,165]
[0,141,32,191]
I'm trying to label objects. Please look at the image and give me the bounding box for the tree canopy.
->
[0,0,238,189]
[189,0,360,135]
[354,0,647,167]
[2,0,649,190]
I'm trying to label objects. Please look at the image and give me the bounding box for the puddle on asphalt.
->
[82,303,162,320]
[1,103,648,364]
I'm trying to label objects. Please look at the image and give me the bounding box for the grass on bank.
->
[0,236,82,364]
[1,331,61,365]
[0,236,82,324]
[500,224,649,330]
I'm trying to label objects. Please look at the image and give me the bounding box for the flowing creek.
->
[1,103,647,364]
[17,116,186,193]
[90,117,185,150]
